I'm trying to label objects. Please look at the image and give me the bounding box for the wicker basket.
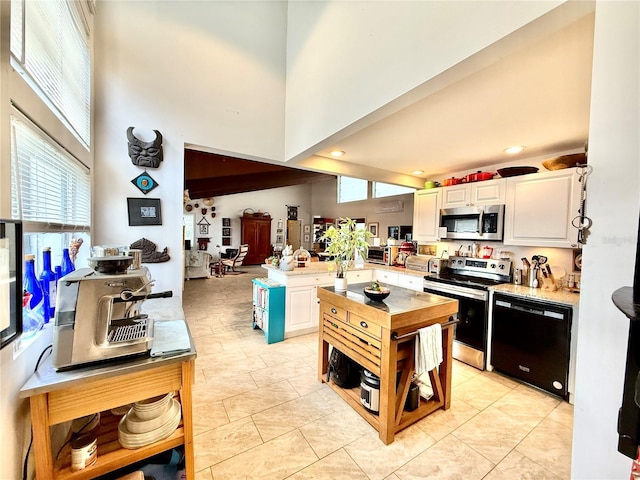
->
[542,153,586,171]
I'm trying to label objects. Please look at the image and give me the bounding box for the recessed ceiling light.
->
[330,150,345,157]
[504,146,526,155]
[412,170,424,175]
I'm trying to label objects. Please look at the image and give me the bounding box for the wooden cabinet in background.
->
[241,216,272,264]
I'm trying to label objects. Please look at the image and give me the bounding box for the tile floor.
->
[183,265,573,479]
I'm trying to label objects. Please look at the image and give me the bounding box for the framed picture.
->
[222,218,231,227]
[222,237,231,246]
[199,224,209,235]
[303,224,310,234]
[222,227,231,237]
[127,198,162,226]
[304,234,310,242]
[368,222,379,237]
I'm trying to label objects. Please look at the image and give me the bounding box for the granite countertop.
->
[262,262,427,277]
[490,283,580,307]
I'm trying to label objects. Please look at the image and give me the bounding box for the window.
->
[10,112,91,339]
[10,0,92,147]
[372,182,416,198]
[337,176,368,203]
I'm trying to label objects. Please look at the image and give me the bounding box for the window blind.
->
[11,114,91,230]
[10,0,91,147]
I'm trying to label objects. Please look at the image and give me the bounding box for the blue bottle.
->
[23,254,45,337]
[39,247,57,323]
[60,248,75,277]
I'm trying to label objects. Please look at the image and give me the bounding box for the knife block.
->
[540,275,558,291]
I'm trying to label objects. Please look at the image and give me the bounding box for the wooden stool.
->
[210,261,225,277]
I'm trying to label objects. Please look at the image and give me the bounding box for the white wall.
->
[572,1,640,477]
[186,184,314,257]
[284,0,565,162]
[93,1,288,296]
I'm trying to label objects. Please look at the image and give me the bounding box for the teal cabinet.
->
[252,278,285,344]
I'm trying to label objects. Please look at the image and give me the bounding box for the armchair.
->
[221,244,249,273]
[185,250,213,279]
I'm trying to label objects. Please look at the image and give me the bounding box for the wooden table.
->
[19,298,197,480]
[317,283,458,444]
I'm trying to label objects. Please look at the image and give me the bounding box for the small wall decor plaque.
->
[131,170,159,194]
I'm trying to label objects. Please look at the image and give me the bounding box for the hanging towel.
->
[415,323,442,374]
[414,323,442,400]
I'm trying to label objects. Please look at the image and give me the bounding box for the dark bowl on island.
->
[363,287,390,302]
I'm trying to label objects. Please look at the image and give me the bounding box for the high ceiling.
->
[186,8,595,195]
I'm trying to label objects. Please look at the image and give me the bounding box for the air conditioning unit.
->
[374,200,404,214]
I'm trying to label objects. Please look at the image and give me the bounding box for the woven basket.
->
[542,153,586,171]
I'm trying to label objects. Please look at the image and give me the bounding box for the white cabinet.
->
[267,269,334,337]
[413,188,442,242]
[441,178,506,208]
[374,269,399,286]
[396,273,424,292]
[286,286,320,336]
[346,269,373,285]
[504,169,581,248]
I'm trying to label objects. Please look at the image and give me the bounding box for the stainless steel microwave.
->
[440,204,505,241]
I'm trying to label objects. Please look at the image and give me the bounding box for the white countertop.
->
[261,262,427,277]
[490,283,580,307]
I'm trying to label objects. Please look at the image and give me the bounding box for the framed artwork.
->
[222,218,231,227]
[303,224,310,234]
[304,234,310,242]
[368,222,379,237]
[222,237,231,246]
[222,227,231,237]
[127,198,162,226]
[199,224,209,235]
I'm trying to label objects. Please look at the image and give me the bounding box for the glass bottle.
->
[23,254,45,337]
[60,248,75,277]
[39,247,57,323]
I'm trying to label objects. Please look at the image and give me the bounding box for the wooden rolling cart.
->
[19,299,197,480]
[317,283,458,444]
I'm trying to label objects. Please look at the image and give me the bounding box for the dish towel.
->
[414,323,442,400]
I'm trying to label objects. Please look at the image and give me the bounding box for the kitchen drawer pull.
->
[360,321,368,329]
[331,308,337,314]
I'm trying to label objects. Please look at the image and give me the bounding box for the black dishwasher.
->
[491,293,572,399]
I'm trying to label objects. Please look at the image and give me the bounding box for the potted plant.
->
[320,218,372,291]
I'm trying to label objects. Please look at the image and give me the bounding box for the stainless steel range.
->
[423,256,511,370]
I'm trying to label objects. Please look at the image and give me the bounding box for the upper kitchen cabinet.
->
[504,169,581,248]
[441,178,506,208]
[413,188,442,242]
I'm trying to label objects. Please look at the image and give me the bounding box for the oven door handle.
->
[478,208,484,236]
[424,282,487,301]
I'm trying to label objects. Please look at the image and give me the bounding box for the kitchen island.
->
[317,283,458,444]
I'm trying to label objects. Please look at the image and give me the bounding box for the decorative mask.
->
[127,127,163,168]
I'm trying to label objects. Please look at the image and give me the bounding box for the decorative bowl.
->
[363,287,390,302]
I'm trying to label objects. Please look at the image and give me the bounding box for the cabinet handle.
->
[331,308,337,314]
[360,321,368,329]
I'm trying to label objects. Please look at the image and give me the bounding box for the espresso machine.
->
[52,266,171,370]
